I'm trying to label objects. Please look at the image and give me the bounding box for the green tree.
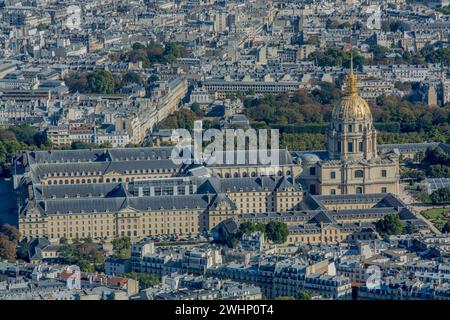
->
[0,235,16,261]
[239,222,265,235]
[125,272,160,290]
[71,141,93,150]
[122,71,143,86]
[64,72,88,93]
[112,237,131,259]
[298,291,313,300]
[423,147,450,166]
[265,221,289,244]
[158,108,197,131]
[16,239,29,261]
[1,224,20,242]
[89,249,104,264]
[78,259,95,273]
[436,7,450,15]
[442,221,450,233]
[430,187,450,204]
[403,224,419,234]
[426,165,450,178]
[190,103,204,117]
[308,47,364,68]
[275,296,295,300]
[424,47,450,66]
[86,70,116,94]
[376,214,403,235]
[382,20,408,32]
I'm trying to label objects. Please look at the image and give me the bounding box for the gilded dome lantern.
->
[327,56,378,161]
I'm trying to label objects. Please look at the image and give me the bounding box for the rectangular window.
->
[381,187,387,193]
[330,189,336,195]
[337,142,341,153]
[359,142,363,152]
[382,170,387,177]
[348,142,353,153]
[309,167,316,175]
[330,171,336,179]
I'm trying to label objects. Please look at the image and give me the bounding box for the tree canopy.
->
[112,237,131,259]
[298,291,314,300]
[0,224,20,261]
[120,42,188,67]
[430,187,450,204]
[265,221,289,244]
[125,272,160,290]
[376,214,403,235]
[308,47,365,68]
[0,124,52,177]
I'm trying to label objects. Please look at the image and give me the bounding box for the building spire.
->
[346,52,357,95]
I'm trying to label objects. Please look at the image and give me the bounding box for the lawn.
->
[422,208,449,231]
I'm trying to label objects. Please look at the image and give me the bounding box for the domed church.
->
[297,62,400,196]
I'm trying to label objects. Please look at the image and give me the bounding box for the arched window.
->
[251,172,256,177]
[225,173,230,178]
[355,170,364,178]
[233,172,239,178]
[242,172,248,177]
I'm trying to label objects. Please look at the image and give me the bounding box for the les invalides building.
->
[298,64,400,196]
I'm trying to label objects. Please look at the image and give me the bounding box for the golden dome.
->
[332,66,372,122]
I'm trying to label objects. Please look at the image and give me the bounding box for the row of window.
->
[336,124,368,133]
[218,170,291,178]
[328,187,387,195]
[309,168,387,179]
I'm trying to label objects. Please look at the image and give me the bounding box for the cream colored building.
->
[297,65,400,196]
[17,175,302,242]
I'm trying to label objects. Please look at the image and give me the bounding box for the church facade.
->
[297,66,400,196]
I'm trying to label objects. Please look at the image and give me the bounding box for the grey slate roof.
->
[26,147,175,165]
[198,176,299,194]
[34,182,127,200]
[204,149,294,167]
[36,194,210,215]
[209,193,238,210]
[31,159,181,179]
